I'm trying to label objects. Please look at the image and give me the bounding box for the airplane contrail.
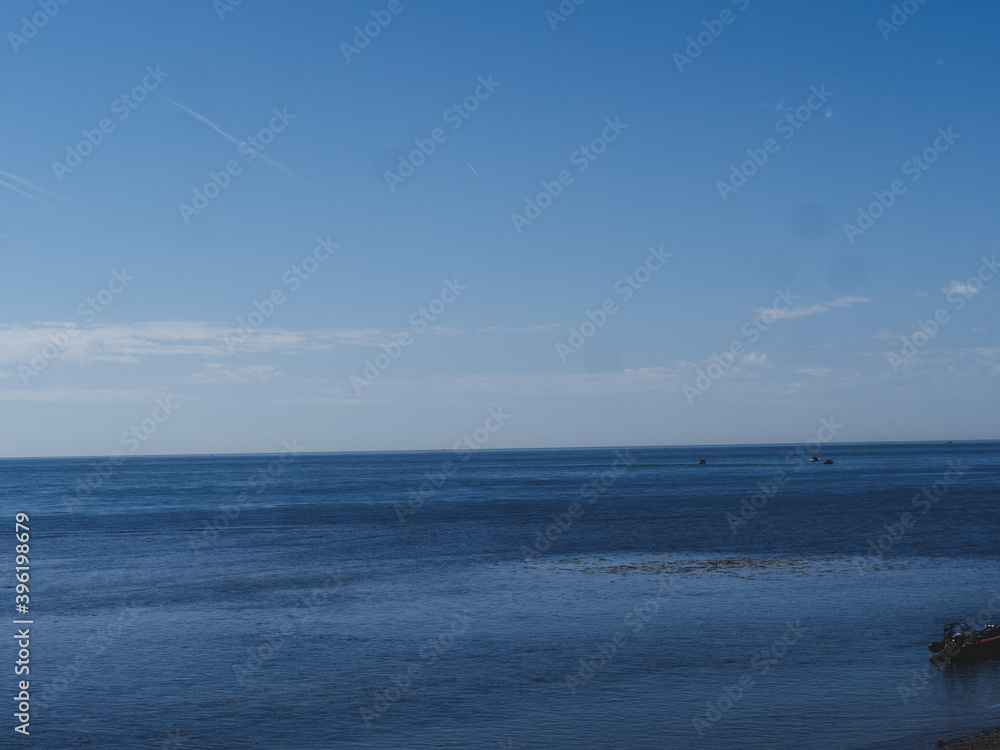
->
[158,95,297,177]
[0,178,55,209]
[468,164,480,178]
[0,169,65,201]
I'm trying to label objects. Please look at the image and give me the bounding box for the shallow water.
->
[4,441,999,748]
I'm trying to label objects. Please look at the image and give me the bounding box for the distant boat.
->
[809,456,819,462]
[698,458,706,465]
[823,459,834,465]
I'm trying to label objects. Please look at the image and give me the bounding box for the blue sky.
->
[1,0,997,457]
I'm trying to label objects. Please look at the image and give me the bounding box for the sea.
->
[4,440,1000,749]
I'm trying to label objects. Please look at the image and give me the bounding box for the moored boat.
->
[928,622,1000,664]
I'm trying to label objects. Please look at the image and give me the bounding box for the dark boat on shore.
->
[928,622,1000,664]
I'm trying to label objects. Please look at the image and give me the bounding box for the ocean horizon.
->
[4,436,993,461]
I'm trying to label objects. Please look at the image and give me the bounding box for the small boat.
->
[928,622,1000,664]
[823,459,834,465]
[698,458,706,465]
[809,456,819,462]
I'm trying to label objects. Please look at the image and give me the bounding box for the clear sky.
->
[1,0,997,457]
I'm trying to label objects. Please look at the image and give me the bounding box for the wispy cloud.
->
[0,320,478,369]
[0,321,344,365]
[0,387,166,402]
[868,328,895,341]
[942,280,984,297]
[759,296,871,320]
[159,96,297,177]
[477,323,562,334]
[741,352,772,367]
[187,363,282,383]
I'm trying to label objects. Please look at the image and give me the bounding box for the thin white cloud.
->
[740,352,771,367]
[0,321,477,368]
[330,326,462,347]
[868,329,895,341]
[159,96,297,177]
[477,323,562,334]
[0,388,165,402]
[188,364,281,383]
[759,296,871,320]
[942,280,983,297]
[0,321,348,365]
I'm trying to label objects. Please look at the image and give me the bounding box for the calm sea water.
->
[4,441,1000,749]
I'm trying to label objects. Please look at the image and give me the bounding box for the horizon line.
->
[0,437,993,462]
